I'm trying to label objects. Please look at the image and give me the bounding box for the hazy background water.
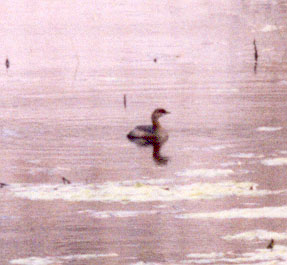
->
[1,0,287,264]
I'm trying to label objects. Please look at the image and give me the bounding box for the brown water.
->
[1,0,287,264]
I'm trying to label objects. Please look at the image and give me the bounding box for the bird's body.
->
[127,108,170,145]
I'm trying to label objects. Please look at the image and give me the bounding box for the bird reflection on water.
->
[127,108,170,164]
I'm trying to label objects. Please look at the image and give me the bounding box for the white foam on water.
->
[2,128,20,138]
[186,252,224,259]
[153,204,169,209]
[10,257,56,265]
[79,210,158,218]
[122,178,174,186]
[261,157,287,166]
[10,253,118,265]
[214,88,239,94]
[129,261,166,265]
[256,126,282,132]
[183,245,287,264]
[29,167,71,176]
[220,161,242,167]
[9,180,278,203]
[230,153,258,158]
[208,145,232,151]
[177,168,234,178]
[28,168,49,175]
[223,230,287,241]
[177,205,287,219]
[261,25,278,32]
[28,160,41,165]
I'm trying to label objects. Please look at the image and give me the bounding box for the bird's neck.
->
[152,118,161,130]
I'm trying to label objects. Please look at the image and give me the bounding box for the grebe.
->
[127,108,170,145]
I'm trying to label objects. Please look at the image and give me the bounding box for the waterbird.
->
[0,183,7,188]
[253,39,258,74]
[127,108,170,145]
[123,94,127,108]
[267,239,274,250]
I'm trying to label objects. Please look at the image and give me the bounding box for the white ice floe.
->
[223,230,287,241]
[177,168,234,178]
[8,180,279,203]
[256,127,282,132]
[176,205,287,219]
[261,157,287,166]
[79,210,158,218]
[10,253,118,265]
[183,245,287,265]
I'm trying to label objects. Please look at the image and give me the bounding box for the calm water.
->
[1,0,287,264]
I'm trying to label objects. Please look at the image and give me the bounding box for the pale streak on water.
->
[1,0,287,264]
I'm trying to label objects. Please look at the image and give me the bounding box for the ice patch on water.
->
[177,168,234,178]
[223,230,287,241]
[8,180,270,203]
[10,253,118,265]
[79,210,158,218]
[183,245,287,265]
[261,157,287,166]
[177,205,287,219]
[256,127,282,132]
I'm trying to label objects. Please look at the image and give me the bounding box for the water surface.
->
[1,0,287,264]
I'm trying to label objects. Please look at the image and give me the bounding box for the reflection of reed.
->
[123,94,127,109]
[62,177,71,184]
[267,238,274,250]
[253,39,258,74]
[5,58,9,69]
